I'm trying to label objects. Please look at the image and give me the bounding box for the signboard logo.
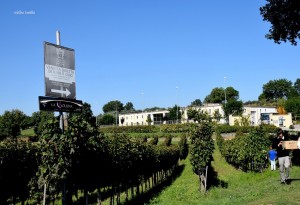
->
[39,96,82,113]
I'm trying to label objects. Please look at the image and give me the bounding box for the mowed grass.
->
[146,145,300,205]
[21,128,35,136]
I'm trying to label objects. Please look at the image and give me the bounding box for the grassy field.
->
[19,143,300,205]
[21,128,35,136]
[146,145,300,205]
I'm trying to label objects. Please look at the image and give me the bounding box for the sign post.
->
[40,31,82,205]
[40,31,82,130]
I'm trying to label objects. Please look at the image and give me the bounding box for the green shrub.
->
[219,126,271,171]
[149,135,159,145]
[178,135,189,160]
[163,134,173,146]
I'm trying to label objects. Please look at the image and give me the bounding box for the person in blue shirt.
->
[268,146,277,171]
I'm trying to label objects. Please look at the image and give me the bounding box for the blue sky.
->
[1,1,300,116]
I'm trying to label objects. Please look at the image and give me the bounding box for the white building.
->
[182,103,226,124]
[119,110,169,126]
[229,105,279,126]
[118,104,292,128]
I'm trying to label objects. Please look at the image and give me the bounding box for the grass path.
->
[147,145,300,205]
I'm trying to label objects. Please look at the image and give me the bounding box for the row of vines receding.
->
[0,116,188,205]
[216,126,276,172]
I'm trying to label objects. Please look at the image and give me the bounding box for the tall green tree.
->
[260,0,300,45]
[190,99,202,107]
[168,105,182,122]
[187,108,198,120]
[0,109,27,140]
[285,97,300,120]
[213,109,222,122]
[204,87,224,103]
[294,78,300,94]
[204,87,239,103]
[98,113,115,125]
[123,102,135,111]
[31,111,55,137]
[103,100,123,113]
[226,86,239,101]
[260,79,294,101]
[222,99,244,121]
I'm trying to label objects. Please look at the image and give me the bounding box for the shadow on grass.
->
[122,164,185,205]
[73,164,185,205]
[207,162,228,190]
[72,188,111,205]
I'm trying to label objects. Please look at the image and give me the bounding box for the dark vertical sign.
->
[44,42,76,99]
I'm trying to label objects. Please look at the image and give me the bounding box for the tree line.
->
[1,78,300,136]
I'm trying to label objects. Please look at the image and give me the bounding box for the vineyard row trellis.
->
[0,116,188,205]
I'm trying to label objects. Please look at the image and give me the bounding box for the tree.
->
[285,97,300,120]
[204,87,239,103]
[294,78,300,94]
[213,109,222,122]
[187,108,211,123]
[226,87,239,101]
[260,79,294,101]
[144,107,165,112]
[0,109,27,140]
[190,99,202,107]
[204,87,224,103]
[222,99,243,121]
[98,114,115,125]
[123,102,135,111]
[260,0,300,45]
[187,108,199,120]
[103,100,123,113]
[168,105,182,122]
[31,111,55,137]
[69,102,95,125]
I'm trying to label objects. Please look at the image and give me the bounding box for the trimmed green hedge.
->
[100,123,195,134]
[100,125,158,133]
[215,124,278,134]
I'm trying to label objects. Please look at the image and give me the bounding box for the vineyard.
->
[0,117,192,205]
[0,117,292,205]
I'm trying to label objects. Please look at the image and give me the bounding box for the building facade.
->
[118,110,169,126]
[118,105,293,128]
[228,105,293,127]
[182,103,226,124]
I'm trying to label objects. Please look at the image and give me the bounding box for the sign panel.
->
[44,42,76,99]
[39,96,82,113]
[282,141,298,150]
